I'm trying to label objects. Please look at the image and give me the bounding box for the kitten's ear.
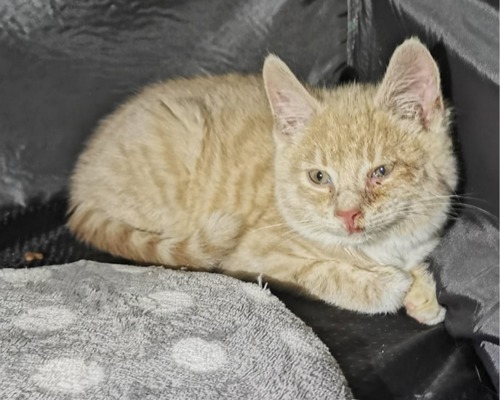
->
[263,55,320,140]
[375,38,444,129]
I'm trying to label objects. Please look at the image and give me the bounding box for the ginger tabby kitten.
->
[69,38,457,325]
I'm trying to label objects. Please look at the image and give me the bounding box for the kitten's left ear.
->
[375,38,444,129]
[263,55,321,140]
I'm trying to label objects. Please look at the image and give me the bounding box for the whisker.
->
[452,203,498,220]
[250,221,297,233]
[366,200,452,228]
[271,228,307,245]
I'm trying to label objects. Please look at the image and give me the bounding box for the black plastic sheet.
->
[0,1,498,399]
[0,0,347,208]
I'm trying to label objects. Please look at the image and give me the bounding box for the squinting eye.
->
[371,164,394,180]
[308,169,331,185]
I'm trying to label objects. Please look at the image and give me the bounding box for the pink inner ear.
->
[397,69,441,126]
[377,40,443,128]
[419,75,441,124]
[273,89,314,135]
[410,67,439,120]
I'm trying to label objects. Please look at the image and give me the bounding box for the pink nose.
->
[336,209,362,234]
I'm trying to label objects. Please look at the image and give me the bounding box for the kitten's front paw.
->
[369,266,413,314]
[404,273,446,325]
[333,265,413,314]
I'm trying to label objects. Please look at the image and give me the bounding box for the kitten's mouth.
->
[330,226,367,245]
[347,226,363,235]
[331,224,365,240]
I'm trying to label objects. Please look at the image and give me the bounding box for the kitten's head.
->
[263,38,458,246]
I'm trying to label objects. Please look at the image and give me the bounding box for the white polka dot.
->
[13,307,76,332]
[33,358,104,394]
[138,291,193,313]
[111,265,149,274]
[280,329,316,355]
[242,283,273,303]
[172,338,227,372]
[0,268,51,284]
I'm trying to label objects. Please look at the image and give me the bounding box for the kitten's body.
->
[69,39,457,324]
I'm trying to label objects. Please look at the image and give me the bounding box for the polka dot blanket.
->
[0,260,353,399]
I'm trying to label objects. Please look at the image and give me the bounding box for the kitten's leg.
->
[222,251,413,314]
[292,260,413,314]
[403,264,446,325]
[222,225,412,315]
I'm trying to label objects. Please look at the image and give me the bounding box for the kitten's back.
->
[69,74,277,265]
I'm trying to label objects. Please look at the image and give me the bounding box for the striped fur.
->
[69,39,458,324]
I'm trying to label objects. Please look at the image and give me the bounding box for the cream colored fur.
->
[68,38,458,325]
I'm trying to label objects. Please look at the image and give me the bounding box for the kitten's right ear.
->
[263,55,320,141]
[375,38,444,129]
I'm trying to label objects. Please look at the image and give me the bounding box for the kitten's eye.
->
[308,169,331,185]
[371,164,394,180]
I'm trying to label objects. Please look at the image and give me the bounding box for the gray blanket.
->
[0,260,353,399]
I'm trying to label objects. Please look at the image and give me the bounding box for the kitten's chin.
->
[320,223,410,247]
[302,226,371,247]
[328,231,371,246]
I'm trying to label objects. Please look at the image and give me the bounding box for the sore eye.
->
[308,169,331,185]
[371,164,394,180]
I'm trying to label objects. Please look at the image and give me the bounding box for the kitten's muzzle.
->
[336,209,363,234]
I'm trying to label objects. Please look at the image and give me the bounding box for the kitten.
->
[68,38,457,325]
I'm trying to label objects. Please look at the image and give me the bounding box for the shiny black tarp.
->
[0,1,498,399]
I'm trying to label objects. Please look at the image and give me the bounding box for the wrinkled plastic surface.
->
[433,210,500,391]
[0,1,498,399]
[0,0,347,207]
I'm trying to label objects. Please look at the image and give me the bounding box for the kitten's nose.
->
[336,209,362,234]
